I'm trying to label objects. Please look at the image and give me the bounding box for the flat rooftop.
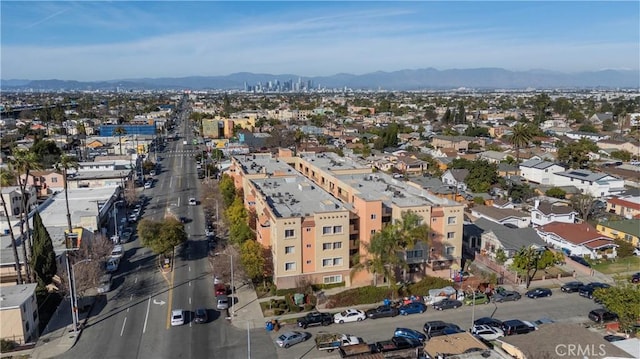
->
[38,187,117,228]
[233,154,296,175]
[0,283,37,309]
[299,152,370,172]
[252,176,351,218]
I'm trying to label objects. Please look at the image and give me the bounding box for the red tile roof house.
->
[536,222,617,259]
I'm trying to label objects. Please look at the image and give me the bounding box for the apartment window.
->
[322,226,332,235]
[285,246,295,254]
[306,228,311,232]
[371,214,377,220]
[625,234,633,242]
[333,242,342,249]
[447,232,455,239]
[285,229,294,238]
[51,177,58,183]
[370,230,376,236]
[306,244,312,248]
[306,260,311,264]
[284,262,296,271]
[445,246,455,255]
[333,225,343,234]
[333,257,343,266]
[322,243,332,250]
[447,216,456,225]
[323,275,342,284]
[407,250,424,259]
[322,259,332,267]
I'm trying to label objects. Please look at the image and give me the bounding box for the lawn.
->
[592,256,640,275]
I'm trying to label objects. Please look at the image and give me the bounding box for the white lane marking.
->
[169,177,173,188]
[188,266,191,272]
[189,297,192,305]
[189,281,191,287]
[130,294,133,301]
[135,277,138,284]
[143,297,151,334]
[120,317,127,336]
[127,308,130,313]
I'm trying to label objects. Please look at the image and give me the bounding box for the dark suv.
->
[502,319,536,336]
[423,321,462,339]
[588,309,618,323]
[365,305,399,319]
[561,281,584,293]
[297,312,333,329]
[579,282,611,299]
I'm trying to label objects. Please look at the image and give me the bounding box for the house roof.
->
[499,323,634,359]
[471,218,546,250]
[555,169,617,183]
[608,196,640,211]
[538,222,614,246]
[535,201,576,215]
[599,219,640,238]
[448,168,469,182]
[519,158,559,169]
[472,205,529,221]
[0,283,37,309]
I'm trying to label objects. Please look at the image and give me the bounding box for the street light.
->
[467,285,476,330]
[71,258,91,334]
[215,252,234,318]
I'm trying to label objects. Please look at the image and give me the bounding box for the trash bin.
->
[265,321,274,332]
[383,298,391,306]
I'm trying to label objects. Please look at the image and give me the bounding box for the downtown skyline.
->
[1,1,639,82]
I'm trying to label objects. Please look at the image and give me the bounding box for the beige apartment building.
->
[229,149,465,289]
[0,283,39,345]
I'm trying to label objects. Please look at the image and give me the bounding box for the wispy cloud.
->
[24,7,70,29]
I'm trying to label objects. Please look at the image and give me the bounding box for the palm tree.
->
[11,148,43,282]
[0,169,24,284]
[114,126,127,155]
[351,225,399,287]
[394,211,431,281]
[508,123,533,165]
[55,154,79,232]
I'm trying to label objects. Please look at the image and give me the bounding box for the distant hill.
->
[2,68,638,91]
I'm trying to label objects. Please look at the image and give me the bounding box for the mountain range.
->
[2,68,638,91]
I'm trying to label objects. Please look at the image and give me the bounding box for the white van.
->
[111,245,124,259]
[97,274,112,293]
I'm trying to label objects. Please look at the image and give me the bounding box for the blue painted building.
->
[99,124,157,137]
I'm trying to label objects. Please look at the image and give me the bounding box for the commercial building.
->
[0,283,39,345]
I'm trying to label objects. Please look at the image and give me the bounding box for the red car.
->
[215,283,227,296]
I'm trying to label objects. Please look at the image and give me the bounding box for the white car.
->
[110,245,124,259]
[171,309,185,326]
[188,198,197,206]
[333,308,367,324]
[144,181,152,189]
[471,324,504,341]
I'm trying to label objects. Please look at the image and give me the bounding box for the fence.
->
[472,254,520,284]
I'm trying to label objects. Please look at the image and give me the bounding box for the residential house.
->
[536,222,617,259]
[552,169,625,198]
[0,186,37,218]
[441,169,469,192]
[19,170,64,197]
[395,154,425,174]
[597,219,640,248]
[606,196,640,219]
[565,131,610,142]
[530,199,577,226]
[588,112,614,125]
[464,218,546,261]
[478,150,508,164]
[424,333,498,359]
[598,139,640,155]
[430,135,486,152]
[519,159,565,185]
[0,283,39,345]
[470,205,531,228]
[497,163,520,177]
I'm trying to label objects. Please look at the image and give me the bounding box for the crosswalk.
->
[160,150,201,158]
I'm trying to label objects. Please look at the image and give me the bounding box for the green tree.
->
[466,160,499,193]
[454,101,466,124]
[610,150,632,162]
[0,169,23,284]
[139,218,187,255]
[351,225,399,287]
[593,283,640,332]
[55,154,79,232]
[507,123,533,164]
[495,248,507,265]
[114,126,127,155]
[394,211,431,281]
[545,187,566,199]
[614,239,635,258]
[30,210,57,288]
[578,123,599,133]
[30,139,62,168]
[240,240,266,283]
[557,138,598,169]
[601,119,616,132]
[463,125,490,137]
[219,174,236,208]
[508,184,534,203]
[511,247,555,289]
[225,198,255,244]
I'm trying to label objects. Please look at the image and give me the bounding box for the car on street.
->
[525,287,552,298]
[501,319,536,336]
[588,309,618,323]
[194,308,208,324]
[144,181,153,189]
[393,328,426,342]
[474,317,503,329]
[373,336,422,353]
[492,290,521,302]
[120,230,132,243]
[110,245,124,259]
[398,302,427,315]
[216,295,229,310]
[297,312,333,328]
[205,226,214,237]
[569,255,591,267]
[579,282,611,299]
[464,292,489,305]
[188,197,197,206]
[423,321,463,339]
[96,274,112,294]
[604,335,627,342]
[432,299,462,310]
[471,324,505,341]
[365,305,399,319]
[561,281,584,293]
[128,213,138,222]
[275,331,308,348]
[171,309,185,326]
[333,309,366,324]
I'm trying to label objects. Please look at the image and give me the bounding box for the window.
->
[322,226,332,235]
[322,259,332,267]
[284,262,296,271]
[322,243,331,250]
[306,260,311,264]
[447,216,456,225]
[333,242,342,249]
[447,232,455,239]
[306,244,311,248]
[306,228,311,232]
[371,214,377,220]
[445,246,455,255]
[285,246,294,254]
[333,225,343,234]
[323,275,342,284]
[407,250,424,259]
[333,257,343,266]
[285,229,294,238]
[51,177,58,183]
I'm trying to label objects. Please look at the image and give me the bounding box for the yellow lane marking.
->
[165,263,175,329]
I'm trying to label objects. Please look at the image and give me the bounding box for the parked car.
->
[579,282,611,299]
[333,309,367,324]
[423,321,462,339]
[188,197,197,206]
[314,333,362,352]
[569,255,591,267]
[194,308,208,324]
[471,324,505,341]
[365,305,399,319]
[561,281,584,293]
[393,328,427,342]
[463,292,489,305]
[205,226,215,237]
[275,331,308,348]
[216,295,229,310]
[588,309,618,323]
[631,272,640,284]
[373,337,422,353]
[474,317,503,329]
[604,335,627,342]
[501,319,536,336]
[525,288,552,298]
[398,302,427,315]
[297,312,333,328]
[144,181,153,189]
[171,309,185,326]
[492,290,521,302]
[110,245,124,259]
[120,230,132,243]
[96,274,112,294]
[432,299,462,310]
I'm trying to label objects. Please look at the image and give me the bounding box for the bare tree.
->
[570,193,595,221]
[58,235,113,296]
[124,178,138,207]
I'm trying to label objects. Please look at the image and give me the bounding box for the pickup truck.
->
[297,312,333,329]
[315,333,363,352]
[338,343,374,358]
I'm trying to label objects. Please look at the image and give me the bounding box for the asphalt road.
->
[271,291,606,359]
[58,101,276,359]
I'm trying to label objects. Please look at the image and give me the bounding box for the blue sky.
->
[1,1,638,81]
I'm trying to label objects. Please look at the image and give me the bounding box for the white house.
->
[471,205,531,228]
[565,131,610,142]
[519,159,565,185]
[552,169,625,198]
[441,169,469,192]
[536,222,617,259]
[530,199,577,226]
